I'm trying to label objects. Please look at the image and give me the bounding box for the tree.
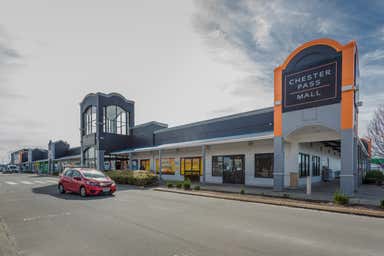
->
[368,104,384,158]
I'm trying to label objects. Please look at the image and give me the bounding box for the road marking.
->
[5,181,17,185]
[23,212,71,222]
[45,180,58,183]
[20,181,33,185]
[33,180,46,184]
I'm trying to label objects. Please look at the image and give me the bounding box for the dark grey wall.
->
[131,123,168,148]
[154,108,274,146]
[31,149,48,161]
[67,147,80,156]
[53,141,70,158]
[80,93,135,155]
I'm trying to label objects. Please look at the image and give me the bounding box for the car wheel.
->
[58,184,65,194]
[80,186,87,197]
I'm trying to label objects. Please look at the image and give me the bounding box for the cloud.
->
[0,26,24,101]
[193,0,384,135]
[0,26,27,161]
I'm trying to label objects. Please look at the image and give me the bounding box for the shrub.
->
[240,188,245,195]
[106,170,158,186]
[333,191,349,205]
[166,182,174,188]
[380,200,384,209]
[363,171,384,185]
[193,185,200,191]
[183,178,191,190]
[176,183,182,189]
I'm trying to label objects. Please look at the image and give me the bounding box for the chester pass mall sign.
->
[282,59,341,112]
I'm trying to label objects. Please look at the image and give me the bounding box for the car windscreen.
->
[81,170,106,179]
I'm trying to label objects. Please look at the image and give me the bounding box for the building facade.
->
[9,38,371,195]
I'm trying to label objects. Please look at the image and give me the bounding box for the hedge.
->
[363,171,384,185]
[106,170,158,186]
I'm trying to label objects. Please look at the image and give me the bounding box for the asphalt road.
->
[0,173,383,256]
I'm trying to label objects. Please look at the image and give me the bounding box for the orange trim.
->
[274,105,282,136]
[341,41,356,129]
[341,90,354,129]
[279,38,344,70]
[341,42,356,87]
[274,67,282,102]
[274,67,282,136]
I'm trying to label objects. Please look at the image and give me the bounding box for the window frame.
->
[83,106,97,135]
[254,153,274,178]
[312,155,321,176]
[84,147,96,168]
[64,169,73,177]
[72,170,81,178]
[103,105,129,135]
[299,153,310,177]
[212,155,245,177]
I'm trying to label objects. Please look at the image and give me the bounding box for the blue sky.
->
[0,0,383,161]
[194,0,384,127]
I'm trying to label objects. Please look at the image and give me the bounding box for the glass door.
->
[223,155,245,184]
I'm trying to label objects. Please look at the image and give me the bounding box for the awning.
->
[55,154,81,161]
[111,132,273,155]
[33,159,48,163]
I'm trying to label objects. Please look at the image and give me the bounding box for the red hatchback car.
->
[58,168,116,197]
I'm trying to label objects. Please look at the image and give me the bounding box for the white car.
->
[5,165,19,173]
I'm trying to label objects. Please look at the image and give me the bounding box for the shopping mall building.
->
[13,38,371,195]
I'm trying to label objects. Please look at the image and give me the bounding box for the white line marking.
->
[45,180,58,184]
[23,212,71,222]
[5,181,18,185]
[33,180,45,184]
[21,181,33,185]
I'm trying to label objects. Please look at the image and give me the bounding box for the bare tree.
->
[368,104,384,157]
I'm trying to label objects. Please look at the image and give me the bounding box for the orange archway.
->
[274,38,357,137]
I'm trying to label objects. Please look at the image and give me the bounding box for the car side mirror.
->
[73,176,81,181]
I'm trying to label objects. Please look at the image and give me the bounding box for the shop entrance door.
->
[223,155,245,184]
[181,157,201,182]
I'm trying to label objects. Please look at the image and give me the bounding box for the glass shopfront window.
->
[212,155,245,184]
[212,156,224,176]
[181,157,202,176]
[312,155,321,176]
[131,159,138,170]
[84,146,96,168]
[103,105,128,135]
[299,153,310,177]
[156,158,176,175]
[83,106,97,135]
[255,153,274,178]
[140,159,150,171]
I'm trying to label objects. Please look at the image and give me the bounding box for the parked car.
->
[5,165,19,173]
[58,168,116,197]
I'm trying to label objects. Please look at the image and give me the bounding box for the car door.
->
[61,169,73,191]
[71,170,82,193]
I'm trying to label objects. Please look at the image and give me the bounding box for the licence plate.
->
[102,187,110,192]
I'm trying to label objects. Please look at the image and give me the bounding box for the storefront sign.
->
[282,60,341,112]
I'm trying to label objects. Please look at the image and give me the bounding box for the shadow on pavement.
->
[31,183,155,201]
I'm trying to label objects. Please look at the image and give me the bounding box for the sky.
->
[0,0,383,162]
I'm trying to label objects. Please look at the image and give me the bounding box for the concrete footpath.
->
[154,187,384,218]
[0,217,19,256]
